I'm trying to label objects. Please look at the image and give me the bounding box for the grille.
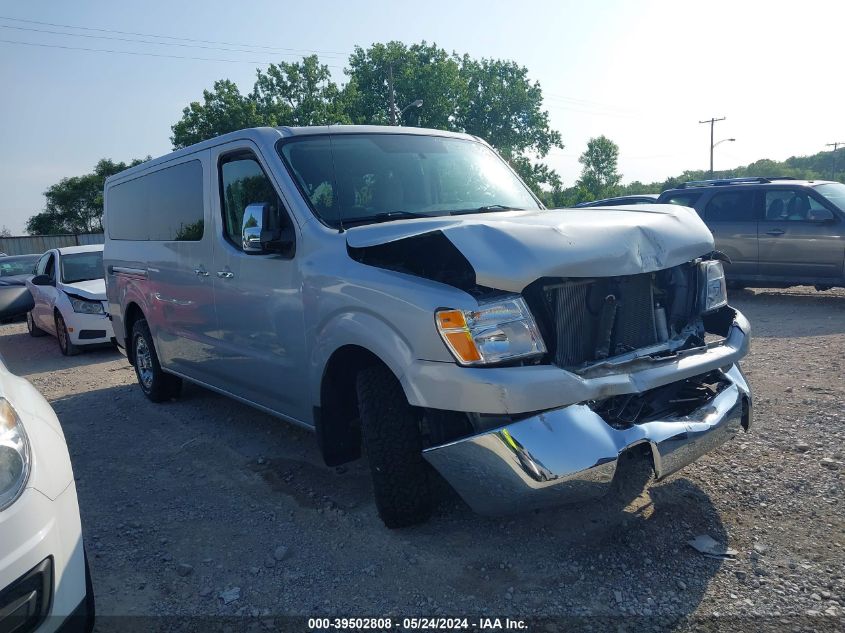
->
[542,272,663,368]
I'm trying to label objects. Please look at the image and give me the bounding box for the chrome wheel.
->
[26,312,33,332]
[135,335,154,389]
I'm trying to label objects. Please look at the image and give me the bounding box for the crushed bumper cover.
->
[423,364,751,516]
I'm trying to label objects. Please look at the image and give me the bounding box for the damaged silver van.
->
[103,126,751,528]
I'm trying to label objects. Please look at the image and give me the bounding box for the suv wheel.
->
[356,364,433,528]
[132,318,182,402]
[55,312,80,356]
[26,311,46,337]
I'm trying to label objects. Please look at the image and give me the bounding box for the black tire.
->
[26,311,47,337]
[55,312,80,356]
[356,364,432,528]
[131,318,182,402]
[82,547,96,633]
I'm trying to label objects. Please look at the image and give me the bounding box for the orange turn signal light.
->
[436,309,482,364]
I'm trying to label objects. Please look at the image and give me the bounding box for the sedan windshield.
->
[61,251,104,284]
[278,133,541,227]
[814,183,845,210]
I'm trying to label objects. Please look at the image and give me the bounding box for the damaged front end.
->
[417,259,752,516]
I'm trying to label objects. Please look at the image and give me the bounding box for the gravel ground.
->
[1,287,843,631]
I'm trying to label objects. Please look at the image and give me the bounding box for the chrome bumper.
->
[423,364,752,516]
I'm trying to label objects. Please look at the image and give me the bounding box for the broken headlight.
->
[436,296,546,366]
[0,398,30,511]
[699,260,728,313]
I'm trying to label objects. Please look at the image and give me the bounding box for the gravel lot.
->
[1,287,843,631]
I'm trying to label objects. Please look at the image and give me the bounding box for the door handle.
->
[766,228,785,236]
[216,271,234,279]
[194,267,209,276]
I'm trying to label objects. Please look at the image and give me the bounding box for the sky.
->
[1,0,843,233]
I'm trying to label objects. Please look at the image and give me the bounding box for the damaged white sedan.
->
[103,126,751,528]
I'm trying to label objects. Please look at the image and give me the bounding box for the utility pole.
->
[699,116,726,177]
[387,64,396,126]
[826,142,845,180]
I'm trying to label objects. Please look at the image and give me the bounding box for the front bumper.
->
[64,311,114,346]
[0,484,87,632]
[423,364,751,516]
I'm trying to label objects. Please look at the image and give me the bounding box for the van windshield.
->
[61,251,104,284]
[278,133,541,227]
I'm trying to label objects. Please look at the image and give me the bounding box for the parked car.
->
[574,194,660,208]
[25,246,114,356]
[657,177,845,289]
[104,126,752,528]
[0,254,40,322]
[0,352,94,631]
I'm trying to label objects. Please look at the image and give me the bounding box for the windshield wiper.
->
[341,211,428,227]
[449,204,519,216]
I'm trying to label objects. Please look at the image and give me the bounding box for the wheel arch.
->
[123,301,145,365]
[315,344,392,467]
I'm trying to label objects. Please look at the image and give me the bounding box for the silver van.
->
[103,126,752,528]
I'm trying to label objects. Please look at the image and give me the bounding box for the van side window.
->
[219,154,289,249]
[704,191,756,222]
[35,253,51,276]
[108,160,205,241]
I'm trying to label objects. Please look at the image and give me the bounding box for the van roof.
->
[105,125,478,186]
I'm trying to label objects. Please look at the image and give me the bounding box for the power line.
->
[0,23,345,59]
[0,37,343,68]
[0,15,346,56]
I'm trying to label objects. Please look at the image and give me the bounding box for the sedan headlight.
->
[699,260,728,313]
[70,297,105,314]
[0,398,30,511]
[436,296,546,366]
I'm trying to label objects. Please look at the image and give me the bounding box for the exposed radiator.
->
[544,273,660,368]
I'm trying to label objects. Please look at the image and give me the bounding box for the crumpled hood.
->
[345,205,714,292]
[60,278,106,300]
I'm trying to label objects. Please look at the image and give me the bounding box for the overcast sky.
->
[1,0,843,233]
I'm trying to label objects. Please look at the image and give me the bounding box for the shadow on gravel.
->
[730,288,845,338]
[0,326,121,375]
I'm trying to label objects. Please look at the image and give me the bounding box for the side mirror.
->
[242,203,295,255]
[31,274,52,286]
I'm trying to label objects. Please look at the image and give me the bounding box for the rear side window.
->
[108,160,205,241]
[662,192,702,208]
[704,191,756,222]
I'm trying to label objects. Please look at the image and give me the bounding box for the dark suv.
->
[658,177,845,289]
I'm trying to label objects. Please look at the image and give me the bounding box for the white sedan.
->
[25,246,114,356]
[0,353,94,631]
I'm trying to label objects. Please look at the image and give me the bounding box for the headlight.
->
[436,296,546,366]
[699,260,728,313]
[70,297,105,314]
[0,398,30,511]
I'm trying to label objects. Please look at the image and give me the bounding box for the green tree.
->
[344,41,463,128]
[252,55,350,127]
[171,80,263,149]
[577,136,622,201]
[26,158,146,235]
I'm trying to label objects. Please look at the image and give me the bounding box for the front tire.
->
[131,318,182,402]
[357,365,433,529]
[26,311,47,337]
[55,312,80,356]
